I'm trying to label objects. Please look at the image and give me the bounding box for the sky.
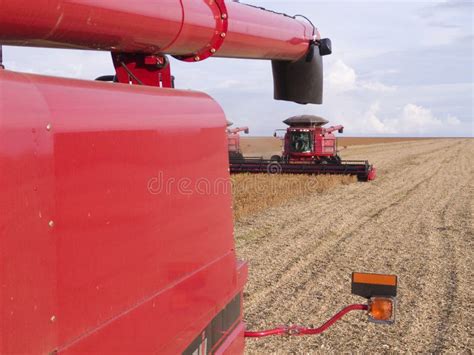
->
[3,0,473,137]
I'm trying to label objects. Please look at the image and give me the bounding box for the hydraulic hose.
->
[244,304,368,338]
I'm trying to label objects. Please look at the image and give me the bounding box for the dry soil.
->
[234,138,473,353]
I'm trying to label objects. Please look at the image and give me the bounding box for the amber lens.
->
[369,298,393,321]
[352,273,397,286]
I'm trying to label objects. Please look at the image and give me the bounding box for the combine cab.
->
[278,115,343,164]
[230,115,376,181]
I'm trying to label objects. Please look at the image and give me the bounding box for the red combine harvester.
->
[277,115,344,164]
[227,122,249,161]
[230,115,376,181]
[0,1,394,354]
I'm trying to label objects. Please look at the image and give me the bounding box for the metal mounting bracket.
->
[112,53,174,88]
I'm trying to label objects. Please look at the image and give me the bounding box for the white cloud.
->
[356,103,461,135]
[446,114,462,126]
[362,103,397,134]
[326,60,357,92]
[399,104,461,133]
[360,81,397,93]
[327,60,396,93]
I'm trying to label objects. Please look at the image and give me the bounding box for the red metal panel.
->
[0,0,313,61]
[217,323,246,355]
[319,129,336,156]
[0,71,58,353]
[220,1,313,60]
[61,253,239,353]
[0,70,245,354]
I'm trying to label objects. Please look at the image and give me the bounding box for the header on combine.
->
[230,115,377,181]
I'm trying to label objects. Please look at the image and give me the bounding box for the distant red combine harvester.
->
[227,122,249,161]
[276,115,344,164]
[230,115,376,181]
[1,1,389,353]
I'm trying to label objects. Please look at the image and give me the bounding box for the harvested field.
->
[337,136,435,147]
[234,138,473,353]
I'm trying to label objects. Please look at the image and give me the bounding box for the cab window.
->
[290,131,312,153]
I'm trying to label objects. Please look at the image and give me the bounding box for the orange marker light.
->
[352,273,397,287]
[368,297,395,324]
[351,272,398,324]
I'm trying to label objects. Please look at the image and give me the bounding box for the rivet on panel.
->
[46,123,52,131]
[220,32,226,38]
[210,48,216,54]
[194,56,200,61]
[50,315,56,323]
[48,220,55,228]
[221,14,228,19]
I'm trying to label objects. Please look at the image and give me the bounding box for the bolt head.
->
[221,13,228,19]
[220,32,226,38]
[210,48,216,54]
[194,56,200,61]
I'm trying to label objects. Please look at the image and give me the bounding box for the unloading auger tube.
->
[0,0,332,104]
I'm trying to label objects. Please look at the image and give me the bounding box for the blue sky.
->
[3,0,473,136]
